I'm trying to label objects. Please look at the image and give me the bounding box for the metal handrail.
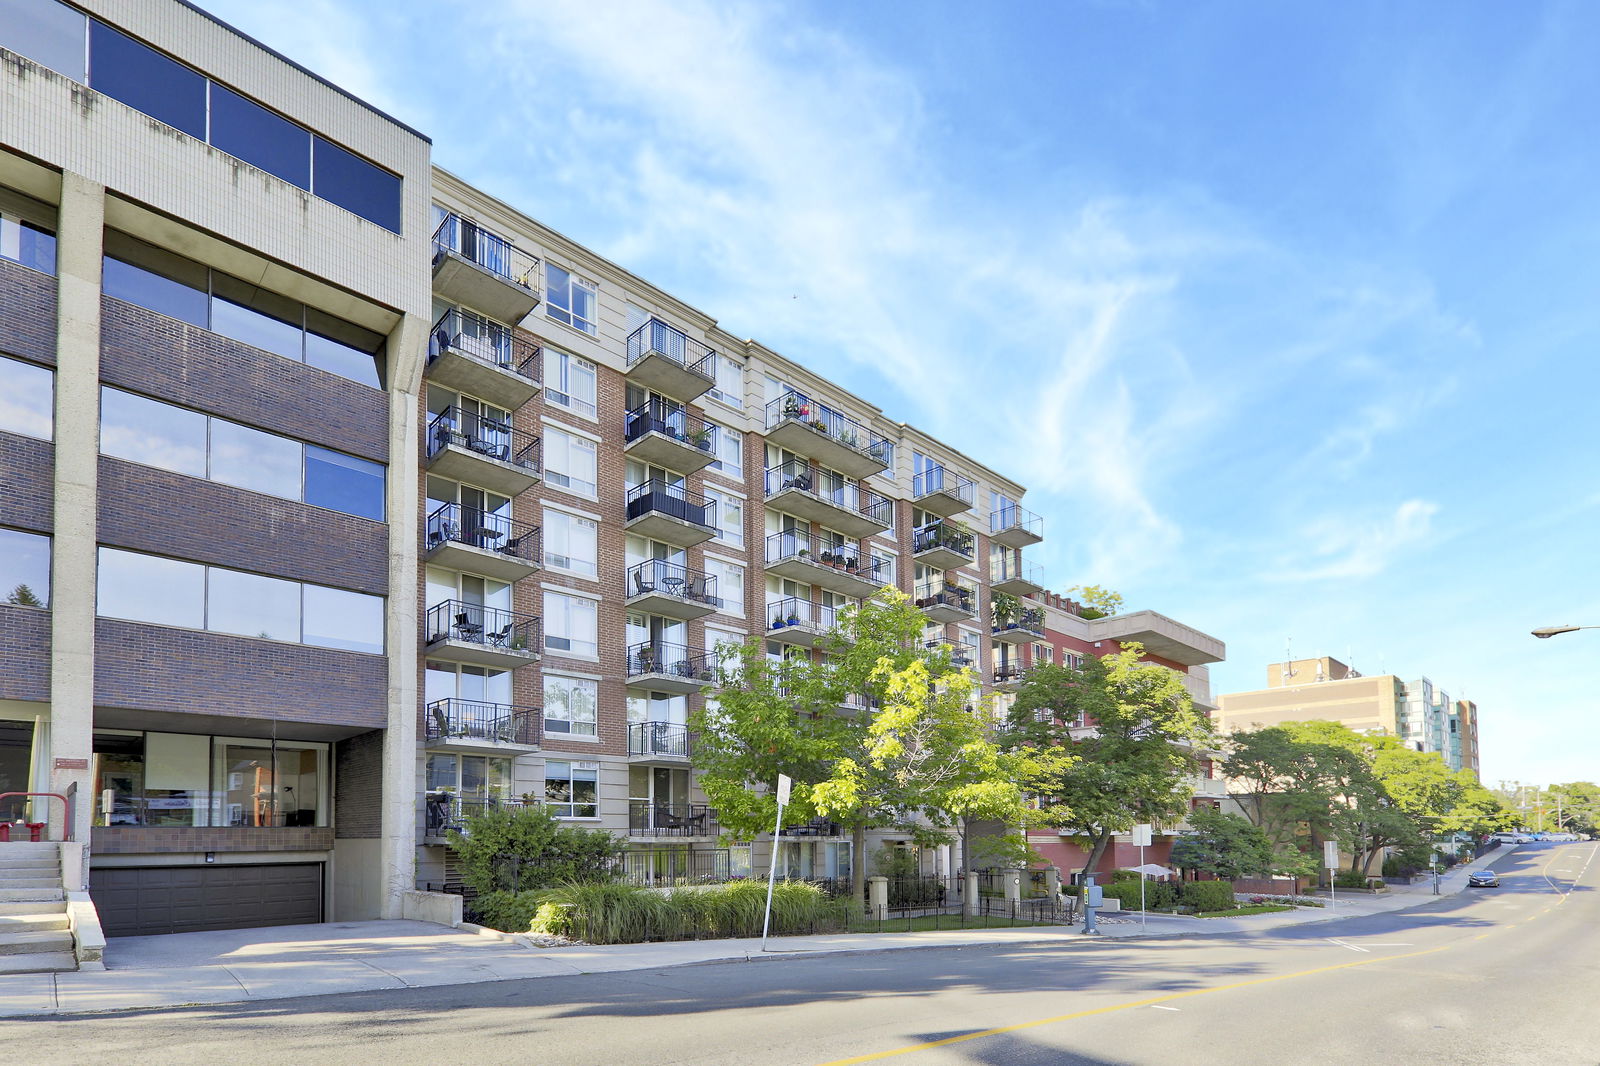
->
[764,530,886,581]
[766,595,839,631]
[626,559,719,607]
[423,599,541,653]
[625,479,715,528]
[990,504,1044,538]
[993,606,1046,635]
[912,466,975,506]
[427,406,541,473]
[626,642,715,682]
[912,520,976,560]
[627,798,716,836]
[425,698,543,746]
[425,502,541,562]
[432,213,540,290]
[991,557,1045,586]
[628,722,695,758]
[626,317,716,380]
[914,580,976,613]
[624,398,711,449]
[923,639,975,669]
[764,461,891,525]
[428,308,541,381]
[765,388,890,465]
[0,792,72,840]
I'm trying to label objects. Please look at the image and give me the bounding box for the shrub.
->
[1097,879,1178,911]
[518,879,850,943]
[1179,880,1235,912]
[1109,869,1143,885]
[449,804,625,895]
[1332,869,1371,889]
[474,890,547,934]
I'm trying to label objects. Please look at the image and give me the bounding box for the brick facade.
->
[0,430,54,534]
[0,259,58,366]
[91,826,336,854]
[333,729,383,839]
[0,605,50,702]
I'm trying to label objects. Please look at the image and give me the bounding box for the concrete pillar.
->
[964,870,980,916]
[46,172,103,880]
[1004,869,1022,908]
[377,311,427,920]
[1044,866,1062,899]
[866,876,888,921]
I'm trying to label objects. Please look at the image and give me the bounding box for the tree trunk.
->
[850,822,867,916]
[1079,829,1112,886]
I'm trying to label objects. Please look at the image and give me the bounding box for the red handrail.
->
[0,793,72,841]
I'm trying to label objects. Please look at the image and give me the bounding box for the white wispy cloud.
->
[1263,498,1440,583]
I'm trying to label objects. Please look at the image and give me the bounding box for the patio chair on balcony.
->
[486,622,516,648]
[453,612,484,642]
[684,575,711,604]
[632,570,657,597]
[427,520,457,550]
[430,704,452,740]
[499,532,529,557]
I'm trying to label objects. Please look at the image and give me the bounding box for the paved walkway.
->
[0,849,1510,1018]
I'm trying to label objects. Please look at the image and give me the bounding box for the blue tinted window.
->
[0,218,57,274]
[210,85,310,189]
[0,0,87,81]
[101,254,208,326]
[305,329,381,388]
[312,137,401,233]
[305,446,385,521]
[0,527,51,608]
[88,21,205,139]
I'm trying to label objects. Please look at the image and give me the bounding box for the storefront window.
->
[91,730,327,828]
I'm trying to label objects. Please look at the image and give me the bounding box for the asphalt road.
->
[6,843,1595,1066]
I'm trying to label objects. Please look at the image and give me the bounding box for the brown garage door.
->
[91,863,323,937]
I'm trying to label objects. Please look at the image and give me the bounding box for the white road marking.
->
[1150,1005,1181,1011]
[1327,938,1369,953]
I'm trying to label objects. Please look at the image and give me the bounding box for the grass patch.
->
[1197,904,1295,918]
[848,914,1048,933]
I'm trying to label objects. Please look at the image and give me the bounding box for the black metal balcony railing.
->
[624,398,712,450]
[766,595,840,631]
[425,502,541,561]
[425,698,543,746]
[993,606,1046,636]
[424,599,541,653]
[428,308,540,381]
[425,793,526,835]
[912,520,976,561]
[432,213,540,290]
[764,461,892,525]
[627,559,720,607]
[780,816,843,837]
[628,721,694,759]
[626,642,716,682]
[765,388,891,466]
[912,466,976,507]
[994,662,1032,686]
[427,406,541,472]
[923,639,976,669]
[626,317,716,381]
[764,530,888,581]
[628,799,717,837]
[991,504,1044,539]
[625,480,715,530]
[914,581,976,614]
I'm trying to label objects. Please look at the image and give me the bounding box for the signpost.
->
[1082,874,1101,935]
[1324,840,1340,911]
[761,774,792,951]
[1132,823,1152,931]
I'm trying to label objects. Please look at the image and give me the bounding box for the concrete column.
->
[1003,869,1022,907]
[964,870,980,916]
[378,311,427,920]
[866,876,888,921]
[1044,866,1062,899]
[46,172,104,880]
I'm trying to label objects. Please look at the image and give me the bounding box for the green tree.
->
[1545,781,1600,835]
[691,587,1028,912]
[998,646,1211,885]
[1169,808,1276,881]
[5,584,43,607]
[1065,584,1123,619]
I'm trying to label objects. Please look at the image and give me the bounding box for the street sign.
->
[1131,823,1152,847]
[1323,841,1339,870]
[776,774,792,806]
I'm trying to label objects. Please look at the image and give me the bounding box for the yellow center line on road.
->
[819,847,1598,1066]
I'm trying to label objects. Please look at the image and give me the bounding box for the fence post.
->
[964,870,980,916]
[867,876,889,922]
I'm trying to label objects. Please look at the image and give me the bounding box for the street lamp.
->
[1531,625,1600,639]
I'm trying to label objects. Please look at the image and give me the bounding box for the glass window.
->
[545,265,597,335]
[544,350,597,418]
[206,567,301,642]
[312,136,402,233]
[706,489,744,549]
[543,675,598,738]
[302,584,384,654]
[305,309,383,388]
[97,548,204,628]
[99,387,208,478]
[210,419,302,500]
[139,731,212,827]
[0,0,87,81]
[544,591,598,657]
[210,273,305,361]
[0,528,50,607]
[871,550,896,586]
[707,421,742,478]
[706,558,744,616]
[707,353,742,408]
[543,426,598,497]
[0,213,57,274]
[87,21,206,138]
[544,760,598,817]
[214,738,327,827]
[544,510,598,577]
[102,249,208,327]
[209,84,310,190]
[0,355,53,440]
[305,446,385,521]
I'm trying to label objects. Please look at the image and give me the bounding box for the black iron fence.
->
[912,466,975,507]
[626,317,716,380]
[913,581,976,615]
[628,721,694,758]
[626,559,719,607]
[432,213,540,291]
[424,599,541,654]
[624,397,712,450]
[425,698,542,746]
[764,530,887,581]
[628,800,718,837]
[625,479,715,530]
[764,460,892,526]
[765,388,891,466]
[625,642,715,682]
[427,406,541,472]
[912,520,976,560]
[428,308,540,381]
[425,502,540,561]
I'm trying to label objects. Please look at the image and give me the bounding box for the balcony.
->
[992,662,1033,691]
[628,722,696,763]
[431,213,542,324]
[765,596,844,648]
[915,580,976,623]
[626,642,716,694]
[780,816,843,838]
[923,639,976,671]
[424,698,542,756]
[764,530,887,597]
[990,504,1044,549]
[623,399,716,473]
[990,557,1044,597]
[912,467,975,518]
[764,389,890,478]
[423,599,542,669]
[625,559,720,621]
[426,308,542,410]
[425,406,542,497]
[424,793,527,839]
[629,799,718,837]
[764,461,892,538]
[992,606,1047,645]
[626,317,716,401]
[911,520,976,572]
[1085,610,1226,666]
[424,503,541,583]
[624,480,717,547]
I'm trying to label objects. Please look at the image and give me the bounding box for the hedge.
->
[1178,880,1235,912]
[479,880,853,943]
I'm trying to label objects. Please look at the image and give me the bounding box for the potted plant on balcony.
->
[837,428,858,449]
[843,556,859,573]
[689,427,713,450]
[809,418,829,433]
[992,591,1021,630]
[787,609,800,626]
[819,550,834,566]
[771,609,787,629]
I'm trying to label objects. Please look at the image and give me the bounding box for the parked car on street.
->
[1468,871,1500,888]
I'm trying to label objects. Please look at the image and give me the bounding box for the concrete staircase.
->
[0,842,76,974]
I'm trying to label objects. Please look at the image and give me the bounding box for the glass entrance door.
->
[0,719,35,823]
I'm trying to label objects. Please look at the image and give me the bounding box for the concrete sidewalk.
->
[0,848,1512,1019]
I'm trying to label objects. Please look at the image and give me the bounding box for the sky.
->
[206,0,1600,786]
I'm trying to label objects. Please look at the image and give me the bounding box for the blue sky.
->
[209,0,1599,787]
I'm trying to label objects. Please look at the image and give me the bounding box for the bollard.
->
[964,870,980,917]
[867,876,889,922]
